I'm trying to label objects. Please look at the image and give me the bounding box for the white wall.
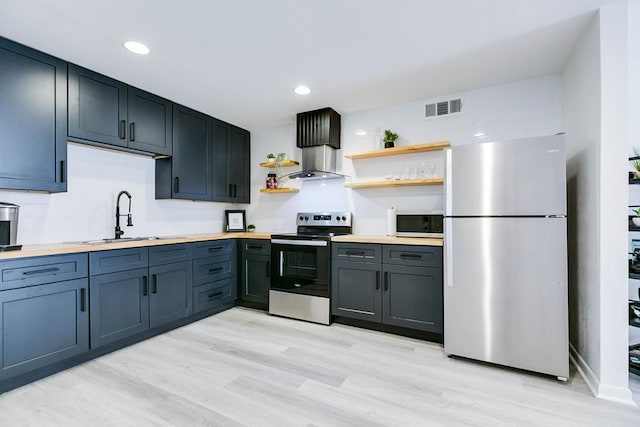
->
[247,75,563,234]
[563,3,633,404]
[0,143,239,245]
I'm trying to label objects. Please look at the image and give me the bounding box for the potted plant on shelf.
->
[247,224,256,232]
[383,129,398,148]
[266,153,275,163]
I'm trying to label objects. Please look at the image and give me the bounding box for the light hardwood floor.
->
[0,307,638,426]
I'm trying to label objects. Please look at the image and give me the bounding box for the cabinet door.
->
[128,87,172,155]
[0,37,67,192]
[89,268,149,348]
[241,254,270,305]
[228,126,250,203]
[331,260,381,322]
[149,262,193,328]
[0,278,89,380]
[211,119,231,201]
[171,105,212,200]
[382,264,443,333]
[68,64,128,147]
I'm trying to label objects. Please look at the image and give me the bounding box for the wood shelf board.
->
[344,141,451,160]
[259,188,299,193]
[259,160,300,168]
[344,178,444,189]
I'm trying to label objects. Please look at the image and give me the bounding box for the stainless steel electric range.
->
[269,212,352,325]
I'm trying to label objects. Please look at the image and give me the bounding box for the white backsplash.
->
[0,75,563,244]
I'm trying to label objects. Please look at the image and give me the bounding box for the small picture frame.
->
[225,210,246,232]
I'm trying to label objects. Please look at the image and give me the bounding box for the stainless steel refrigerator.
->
[443,134,569,379]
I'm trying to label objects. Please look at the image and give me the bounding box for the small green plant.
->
[383,129,398,143]
[266,153,275,160]
[632,148,640,171]
[632,209,640,217]
[247,224,256,231]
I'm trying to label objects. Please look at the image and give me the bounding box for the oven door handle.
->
[271,239,328,247]
[279,252,284,277]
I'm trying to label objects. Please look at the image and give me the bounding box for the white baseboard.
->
[569,343,635,406]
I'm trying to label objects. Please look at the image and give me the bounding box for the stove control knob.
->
[299,216,304,221]
[341,216,347,221]
[304,216,309,221]
[336,217,341,221]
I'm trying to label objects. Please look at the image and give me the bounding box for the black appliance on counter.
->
[270,212,352,324]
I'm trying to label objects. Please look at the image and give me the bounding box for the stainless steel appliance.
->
[0,202,21,251]
[270,212,352,324]
[396,212,444,238]
[443,135,569,379]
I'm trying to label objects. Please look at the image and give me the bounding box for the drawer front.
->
[192,240,235,260]
[90,248,149,275]
[149,243,191,266]
[332,243,381,263]
[193,256,236,285]
[383,245,442,268]
[193,277,235,314]
[0,254,88,291]
[242,239,270,256]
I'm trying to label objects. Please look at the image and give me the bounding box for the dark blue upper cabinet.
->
[127,87,172,156]
[68,64,128,148]
[211,119,250,203]
[0,37,67,192]
[68,65,172,156]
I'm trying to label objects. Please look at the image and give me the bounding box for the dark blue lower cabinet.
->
[0,278,89,380]
[149,261,193,328]
[331,260,382,322]
[90,268,149,349]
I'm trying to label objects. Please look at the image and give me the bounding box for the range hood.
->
[286,107,345,180]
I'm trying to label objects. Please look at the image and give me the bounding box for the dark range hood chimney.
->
[287,107,344,180]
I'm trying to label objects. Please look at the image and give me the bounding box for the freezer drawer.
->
[443,217,568,378]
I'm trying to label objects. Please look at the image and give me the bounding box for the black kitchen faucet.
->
[115,190,133,239]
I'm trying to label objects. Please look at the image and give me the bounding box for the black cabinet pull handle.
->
[384,271,388,291]
[228,184,233,198]
[209,267,223,274]
[129,122,135,141]
[152,274,157,294]
[233,184,237,198]
[346,251,365,257]
[119,120,126,139]
[399,253,422,259]
[376,271,380,290]
[208,291,223,300]
[266,261,270,278]
[248,245,262,250]
[80,288,86,312]
[142,275,148,296]
[174,177,180,193]
[208,247,222,253]
[23,267,60,276]
[60,160,65,183]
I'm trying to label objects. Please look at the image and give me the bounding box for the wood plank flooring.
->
[0,307,638,426]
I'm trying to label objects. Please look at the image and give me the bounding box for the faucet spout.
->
[115,190,133,239]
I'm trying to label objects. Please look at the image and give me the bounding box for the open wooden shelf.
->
[344,141,451,160]
[259,188,299,194]
[344,178,444,189]
[259,160,300,168]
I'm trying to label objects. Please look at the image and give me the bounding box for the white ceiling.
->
[0,0,622,131]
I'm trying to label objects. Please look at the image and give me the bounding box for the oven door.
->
[270,239,329,297]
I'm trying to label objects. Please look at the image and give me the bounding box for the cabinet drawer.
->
[332,243,381,262]
[0,254,88,291]
[383,245,442,267]
[193,278,235,313]
[90,248,149,275]
[193,256,236,285]
[149,244,191,266]
[242,239,270,256]
[192,240,234,260]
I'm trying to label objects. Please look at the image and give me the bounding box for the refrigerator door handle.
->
[444,148,453,216]
[445,218,453,287]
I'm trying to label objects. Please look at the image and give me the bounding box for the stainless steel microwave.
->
[396,212,444,238]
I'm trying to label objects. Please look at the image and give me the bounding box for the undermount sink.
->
[67,236,181,245]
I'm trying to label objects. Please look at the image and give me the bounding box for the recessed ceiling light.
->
[355,130,367,136]
[124,41,150,55]
[294,85,311,95]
